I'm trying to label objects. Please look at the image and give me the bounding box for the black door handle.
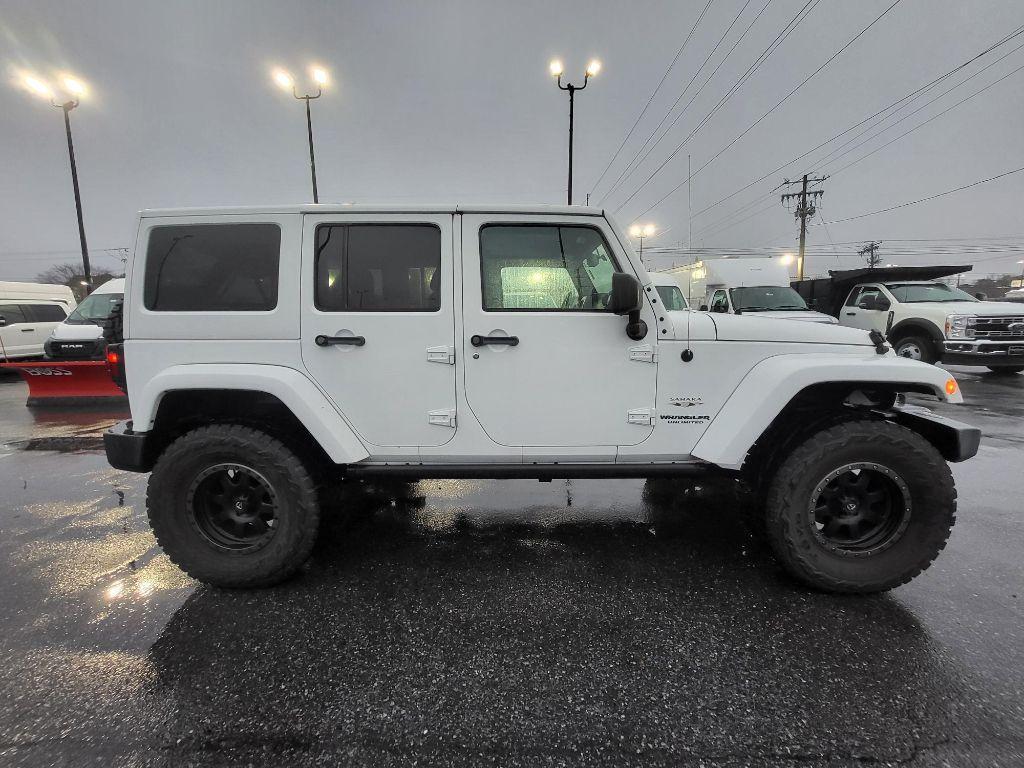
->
[20,327,35,332]
[845,312,856,316]
[471,334,519,347]
[315,334,365,347]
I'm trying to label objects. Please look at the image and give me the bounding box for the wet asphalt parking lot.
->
[0,367,1022,767]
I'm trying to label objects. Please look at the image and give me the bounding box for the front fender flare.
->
[133,363,369,464]
[691,353,960,470]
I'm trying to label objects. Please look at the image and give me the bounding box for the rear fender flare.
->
[133,364,369,464]
[691,353,960,470]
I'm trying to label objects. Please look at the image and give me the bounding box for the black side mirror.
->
[608,273,647,341]
[712,304,728,313]
[975,292,986,301]
[0,315,6,328]
[699,304,709,312]
[858,297,877,310]
[875,297,891,311]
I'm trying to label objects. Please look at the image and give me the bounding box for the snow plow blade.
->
[0,361,127,407]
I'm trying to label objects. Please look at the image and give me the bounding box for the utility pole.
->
[780,174,827,281]
[859,241,883,268]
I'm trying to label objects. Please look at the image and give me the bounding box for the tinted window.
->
[0,304,27,325]
[656,285,688,310]
[480,225,619,311]
[24,304,68,322]
[854,287,882,307]
[144,223,280,311]
[710,290,729,311]
[315,224,441,312]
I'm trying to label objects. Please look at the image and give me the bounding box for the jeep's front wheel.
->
[765,420,956,593]
[147,425,320,588]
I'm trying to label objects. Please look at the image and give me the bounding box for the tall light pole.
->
[273,65,330,203]
[550,58,601,205]
[20,72,93,292]
[629,223,657,265]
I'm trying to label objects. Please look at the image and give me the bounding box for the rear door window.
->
[144,223,281,311]
[0,304,28,325]
[710,290,729,311]
[314,224,441,312]
[24,304,68,322]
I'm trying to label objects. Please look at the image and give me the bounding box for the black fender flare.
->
[888,318,944,344]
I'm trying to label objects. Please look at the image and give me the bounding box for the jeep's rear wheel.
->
[147,425,320,588]
[765,419,956,593]
[893,335,937,364]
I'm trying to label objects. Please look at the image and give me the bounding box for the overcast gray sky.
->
[2,0,1023,282]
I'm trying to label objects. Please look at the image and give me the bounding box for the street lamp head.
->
[20,73,54,100]
[642,223,656,238]
[549,59,564,77]
[272,68,294,92]
[629,224,642,238]
[310,65,329,87]
[585,59,602,77]
[60,74,88,99]
[780,252,795,265]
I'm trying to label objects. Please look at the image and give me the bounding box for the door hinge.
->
[426,345,456,365]
[428,408,457,428]
[627,408,655,425]
[628,344,657,363]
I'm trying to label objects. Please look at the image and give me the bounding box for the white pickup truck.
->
[795,267,1024,373]
[102,204,980,594]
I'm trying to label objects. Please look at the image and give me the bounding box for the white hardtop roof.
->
[139,203,606,218]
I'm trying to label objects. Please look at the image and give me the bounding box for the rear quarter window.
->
[143,223,281,311]
[25,304,68,322]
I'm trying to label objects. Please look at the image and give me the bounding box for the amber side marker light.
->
[945,378,959,396]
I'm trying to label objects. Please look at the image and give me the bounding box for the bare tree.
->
[36,263,122,300]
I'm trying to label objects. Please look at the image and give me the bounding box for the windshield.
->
[884,283,978,303]
[65,291,123,325]
[729,286,808,312]
[655,285,689,311]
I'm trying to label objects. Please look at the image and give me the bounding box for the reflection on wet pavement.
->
[0,367,1022,764]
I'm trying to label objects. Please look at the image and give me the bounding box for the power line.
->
[614,0,905,217]
[674,28,1024,240]
[816,165,1024,226]
[599,0,766,202]
[587,0,716,198]
[687,24,1024,223]
[605,0,820,205]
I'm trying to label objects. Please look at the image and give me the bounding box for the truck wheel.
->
[893,335,937,364]
[987,366,1024,374]
[765,419,955,593]
[147,425,320,588]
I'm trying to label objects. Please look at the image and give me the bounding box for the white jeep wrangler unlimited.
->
[103,205,980,593]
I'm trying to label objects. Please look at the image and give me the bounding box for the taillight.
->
[106,343,127,393]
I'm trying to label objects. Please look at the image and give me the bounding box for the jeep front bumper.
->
[941,340,1024,367]
[104,420,154,473]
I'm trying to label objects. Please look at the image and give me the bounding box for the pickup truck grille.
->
[972,316,1024,340]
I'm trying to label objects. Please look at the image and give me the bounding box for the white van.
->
[44,278,125,360]
[0,281,77,361]
[659,258,837,323]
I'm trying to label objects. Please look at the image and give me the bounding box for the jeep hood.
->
[708,313,872,345]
